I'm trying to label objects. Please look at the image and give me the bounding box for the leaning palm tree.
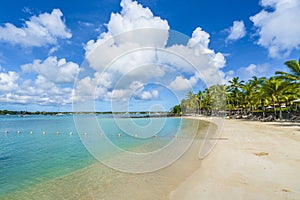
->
[275,58,300,83]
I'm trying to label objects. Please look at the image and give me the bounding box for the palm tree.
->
[247,76,266,112]
[202,88,212,116]
[228,77,244,111]
[275,58,300,113]
[185,91,198,115]
[210,84,227,111]
[180,99,188,114]
[196,91,203,115]
[241,82,254,112]
[275,58,300,83]
[261,77,291,119]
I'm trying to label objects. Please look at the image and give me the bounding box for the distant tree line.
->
[0,110,64,115]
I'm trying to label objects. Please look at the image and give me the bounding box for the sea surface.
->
[0,115,211,199]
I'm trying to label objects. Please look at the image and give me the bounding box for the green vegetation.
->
[170,58,300,119]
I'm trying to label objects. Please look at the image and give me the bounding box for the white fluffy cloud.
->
[76,0,226,104]
[160,27,226,87]
[226,20,246,41]
[250,0,300,57]
[0,9,71,47]
[187,27,211,53]
[0,71,73,106]
[235,63,271,81]
[169,76,198,91]
[21,56,79,84]
[105,81,155,101]
[85,0,169,57]
[82,1,224,102]
[108,0,169,36]
[0,71,19,91]
[135,89,159,100]
[0,0,229,109]
[79,0,170,102]
[0,56,79,106]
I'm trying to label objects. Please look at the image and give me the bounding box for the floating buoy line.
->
[3,130,180,139]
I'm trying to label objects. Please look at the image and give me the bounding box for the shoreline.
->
[170,116,300,199]
[3,116,300,199]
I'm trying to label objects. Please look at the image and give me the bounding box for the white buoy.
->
[42,131,46,135]
[30,131,33,134]
[56,131,60,135]
[84,132,88,136]
[17,130,21,134]
[69,131,73,135]
[5,130,8,134]
[117,133,121,138]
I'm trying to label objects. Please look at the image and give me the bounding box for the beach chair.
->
[261,115,275,122]
[251,115,261,121]
[292,116,300,122]
[290,115,300,122]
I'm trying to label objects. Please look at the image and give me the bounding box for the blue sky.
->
[0,0,299,112]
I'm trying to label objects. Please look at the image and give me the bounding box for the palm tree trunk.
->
[273,100,276,115]
[279,101,282,120]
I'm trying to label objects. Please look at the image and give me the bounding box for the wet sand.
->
[171,117,300,200]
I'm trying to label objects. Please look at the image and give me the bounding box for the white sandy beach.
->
[171,117,300,200]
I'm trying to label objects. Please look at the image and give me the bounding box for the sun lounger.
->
[260,115,275,122]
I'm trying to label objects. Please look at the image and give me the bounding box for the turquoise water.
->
[0,115,96,197]
[0,115,186,197]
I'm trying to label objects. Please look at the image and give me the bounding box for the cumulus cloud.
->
[75,0,226,105]
[250,0,300,57]
[235,63,271,81]
[1,56,79,106]
[226,20,246,41]
[0,71,19,91]
[135,89,159,100]
[0,0,229,109]
[0,71,73,106]
[0,9,71,47]
[107,82,159,102]
[108,0,169,36]
[73,72,111,102]
[84,0,169,58]
[169,76,198,91]
[21,56,80,84]
[159,27,226,87]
